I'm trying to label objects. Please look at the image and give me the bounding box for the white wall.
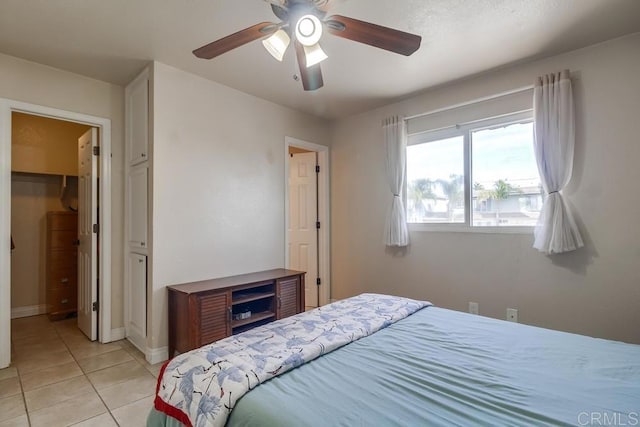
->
[149,62,331,349]
[0,53,125,330]
[330,33,640,344]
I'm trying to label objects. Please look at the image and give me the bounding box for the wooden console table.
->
[168,268,305,357]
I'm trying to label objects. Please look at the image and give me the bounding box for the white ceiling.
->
[1,0,639,119]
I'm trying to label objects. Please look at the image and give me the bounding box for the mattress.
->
[148,306,640,426]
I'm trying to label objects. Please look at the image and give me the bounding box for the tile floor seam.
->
[13,346,31,427]
[77,354,136,376]
[20,364,85,394]
[52,320,123,427]
[111,395,156,426]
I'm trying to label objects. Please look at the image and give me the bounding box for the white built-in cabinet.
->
[124,67,151,356]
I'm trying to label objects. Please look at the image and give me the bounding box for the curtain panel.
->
[532,70,584,254]
[383,116,409,247]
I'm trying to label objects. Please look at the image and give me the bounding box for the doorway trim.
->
[0,98,112,368]
[284,136,330,306]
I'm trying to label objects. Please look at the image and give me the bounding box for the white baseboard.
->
[110,327,125,341]
[146,346,169,365]
[11,304,47,319]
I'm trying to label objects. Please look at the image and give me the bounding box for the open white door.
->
[78,128,98,340]
[288,152,318,308]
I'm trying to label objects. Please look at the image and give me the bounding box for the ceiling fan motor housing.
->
[295,14,323,46]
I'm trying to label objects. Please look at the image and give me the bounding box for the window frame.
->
[405,110,536,234]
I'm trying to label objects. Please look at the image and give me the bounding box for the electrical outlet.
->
[507,308,518,323]
[468,302,479,315]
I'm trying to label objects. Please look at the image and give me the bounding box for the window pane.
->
[471,122,541,227]
[407,136,465,223]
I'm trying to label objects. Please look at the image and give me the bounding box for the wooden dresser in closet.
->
[46,211,78,319]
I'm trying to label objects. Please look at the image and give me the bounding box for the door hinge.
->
[316,277,321,286]
[315,165,320,173]
[93,146,100,156]
[316,221,320,229]
[92,301,98,312]
[92,224,99,233]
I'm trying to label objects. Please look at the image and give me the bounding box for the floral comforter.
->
[154,293,430,427]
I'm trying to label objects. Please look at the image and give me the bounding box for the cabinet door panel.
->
[127,253,147,350]
[126,76,149,166]
[277,277,300,319]
[199,292,230,346]
[127,165,148,248]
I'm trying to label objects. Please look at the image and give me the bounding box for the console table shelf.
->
[232,311,275,328]
[232,291,276,305]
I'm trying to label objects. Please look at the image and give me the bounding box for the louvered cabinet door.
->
[197,291,231,347]
[277,276,303,319]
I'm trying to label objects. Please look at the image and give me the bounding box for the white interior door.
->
[288,152,318,308]
[78,128,98,340]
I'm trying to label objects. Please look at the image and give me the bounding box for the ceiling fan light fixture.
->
[262,29,290,61]
[303,43,328,68]
[295,14,322,46]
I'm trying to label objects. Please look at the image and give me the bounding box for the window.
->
[406,136,464,223]
[406,112,542,230]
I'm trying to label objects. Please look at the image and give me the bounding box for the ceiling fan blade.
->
[312,0,335,12]
[263,0,288,7]
[270,3,289,21]
[193,22,279,59]
[325,15,421,56]
[294,41,324,91]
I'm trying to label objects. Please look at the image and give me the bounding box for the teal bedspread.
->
[148,307,640,426]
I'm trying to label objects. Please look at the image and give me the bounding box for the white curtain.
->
[383,116,409,247]
[532,70,584,254]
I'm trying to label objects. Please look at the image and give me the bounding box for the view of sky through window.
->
[407,121,542,227]
[472,123,538,187]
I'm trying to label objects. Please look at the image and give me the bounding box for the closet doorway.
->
[284,137,330,310]
[11,113,97,337]
[0,100,113,369]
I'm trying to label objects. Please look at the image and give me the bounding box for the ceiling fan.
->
[192,0,422,91]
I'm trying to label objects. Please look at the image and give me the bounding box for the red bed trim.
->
[154,360,193,427]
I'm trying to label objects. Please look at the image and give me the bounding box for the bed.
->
[148,294,640,427]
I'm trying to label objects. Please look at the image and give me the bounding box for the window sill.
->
[408,223,534,234]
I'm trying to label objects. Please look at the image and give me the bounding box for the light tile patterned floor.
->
[0,315,165,426]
